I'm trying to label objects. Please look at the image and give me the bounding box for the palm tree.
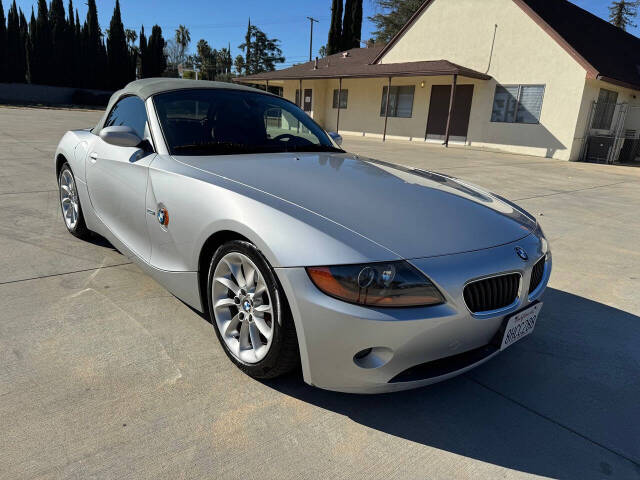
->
[175,24,190,65]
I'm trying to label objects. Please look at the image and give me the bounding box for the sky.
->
[11,0,639,69]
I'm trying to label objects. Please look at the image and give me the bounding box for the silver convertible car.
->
[55,79,551,393]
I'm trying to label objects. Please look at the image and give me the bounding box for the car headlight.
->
[306,261,444,307]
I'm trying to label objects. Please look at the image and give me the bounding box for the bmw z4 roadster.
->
[55,79,551,393]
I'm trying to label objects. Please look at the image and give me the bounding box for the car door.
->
[86,95,155,262]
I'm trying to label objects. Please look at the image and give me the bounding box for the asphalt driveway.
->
[1,106,639,479]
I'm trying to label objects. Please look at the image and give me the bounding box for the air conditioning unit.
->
[585,135,614,163]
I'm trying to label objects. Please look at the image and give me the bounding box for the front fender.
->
[146,156,399,272]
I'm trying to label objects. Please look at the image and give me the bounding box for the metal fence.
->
[580,101,640,164]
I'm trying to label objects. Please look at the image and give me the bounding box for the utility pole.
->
[307,16,319,62]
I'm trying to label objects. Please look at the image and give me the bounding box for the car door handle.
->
[89,152,98,162]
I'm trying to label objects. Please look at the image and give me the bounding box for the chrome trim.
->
[462,271,523,318]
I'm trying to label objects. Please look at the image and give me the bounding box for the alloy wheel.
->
[212,252,275,363]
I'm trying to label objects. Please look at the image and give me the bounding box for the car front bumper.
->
[275,232,551,394]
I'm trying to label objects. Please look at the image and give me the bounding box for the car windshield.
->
[153,88,342,156]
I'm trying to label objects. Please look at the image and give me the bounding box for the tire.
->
[58,162,90,240]
[207,240,299,379]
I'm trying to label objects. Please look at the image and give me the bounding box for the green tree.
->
[175,24,190,65]
[18,6,28,82]
[196,38,217,79]
[237,24,284,76]
[341,0,362,50]
[369,0,423,44]
[107,0,130,89]
[318,44,327,58]
[139,25,149,77]
[327,0,343,55]
[31,0,52,84]
[8,0,26,82]
[49,0,68,86]
[609,0,640,30]
[25,7,35,83]
[0,0,7,82]
[82,0,107,89]
[147,25,167,77]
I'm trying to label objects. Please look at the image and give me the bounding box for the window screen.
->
[332,89,348,109]
[380,85,415,118]
[592,88,618,130]
[491,85,545,124]
[104,96,148,138]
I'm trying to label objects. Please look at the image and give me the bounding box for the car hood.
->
[174,152,536,259]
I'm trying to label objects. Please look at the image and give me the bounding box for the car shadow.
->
[261,288,640,479]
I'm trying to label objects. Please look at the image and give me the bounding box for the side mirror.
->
[99,126,142,148]
[328,131,343,146]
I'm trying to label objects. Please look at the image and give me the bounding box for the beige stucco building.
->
[237,0,640,163]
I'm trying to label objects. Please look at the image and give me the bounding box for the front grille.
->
[463,273,520,313]
[528,257,546,294]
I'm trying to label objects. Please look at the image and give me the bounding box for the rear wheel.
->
[58,163,90,239]
[207,240,299,379]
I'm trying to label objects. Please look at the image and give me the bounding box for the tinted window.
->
[153,89,341,156]
[104,96,148,138]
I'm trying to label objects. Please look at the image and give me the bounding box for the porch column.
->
[298,78,303,107]
[383,76,392,142]
[265,79,269,93]
[336,77,342,133]
[443,74,458,147]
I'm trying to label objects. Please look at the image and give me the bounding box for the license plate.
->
[500,302,542,350]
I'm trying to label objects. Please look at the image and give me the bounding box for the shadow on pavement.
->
[262,288,640,479]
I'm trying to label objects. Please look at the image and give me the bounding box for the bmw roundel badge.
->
[157,207,169,227]
[514,246,528,261]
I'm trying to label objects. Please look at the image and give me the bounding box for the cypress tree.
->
[0,0,7,82]
[67,0,75,86]
[139,25,148,78]
[244,19,251,75]
[351,0,363,49]
[327,0,343,55]
[106,0,129,88]
[18,7,27,82]
[25,7,35,83]
[49,0,67,86]
[147,25,166,77]
[83,0,106,89]
[32,0,52,84]
[8,1,26,82]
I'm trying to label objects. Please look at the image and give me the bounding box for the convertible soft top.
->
[95,78,265,134]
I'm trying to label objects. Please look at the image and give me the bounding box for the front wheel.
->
[207,240,299,379]
[58,163,90,239]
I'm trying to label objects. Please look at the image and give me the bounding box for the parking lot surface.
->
[1,106,639,479]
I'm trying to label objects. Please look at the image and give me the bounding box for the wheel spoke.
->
[61,184,71,195]
[214,298,236,309]
[223,257,246,289]
[239,321,250,349]
[224,314,241,337]
[244,262,256,291]
[253,316,272,339]
[253,279,267,297]
[249,322,262,349]
[214,276,241,296]
[254,304,272,314]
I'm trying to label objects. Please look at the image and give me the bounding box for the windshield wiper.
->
[284,144,344,153]
[172,142,277,155]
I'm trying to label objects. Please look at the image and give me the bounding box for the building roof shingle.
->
[235,46,491,83]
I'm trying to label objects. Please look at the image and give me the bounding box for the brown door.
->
[303,88,313,112]
[426,84,474,141]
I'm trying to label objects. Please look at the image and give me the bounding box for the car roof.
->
[95,78,271,135]
[120,78,263,100]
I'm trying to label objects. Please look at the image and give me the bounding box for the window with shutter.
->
[380,86,415,118]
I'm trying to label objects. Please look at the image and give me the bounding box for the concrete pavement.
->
[1,107,639,479]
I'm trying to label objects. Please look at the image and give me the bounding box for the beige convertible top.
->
[95,78,265,134]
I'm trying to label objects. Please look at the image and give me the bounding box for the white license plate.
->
[500,302,542,350]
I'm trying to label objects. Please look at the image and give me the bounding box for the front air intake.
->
[528,257,546,294]
[463,273,520,313]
